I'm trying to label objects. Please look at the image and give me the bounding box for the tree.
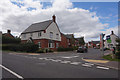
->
[77,37,85,46]
[2,35,21,44]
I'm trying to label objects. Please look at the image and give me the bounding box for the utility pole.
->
[101,33,105,56]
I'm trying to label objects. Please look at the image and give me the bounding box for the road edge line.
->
[0,64,23,79]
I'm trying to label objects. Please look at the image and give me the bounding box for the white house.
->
[20,15,61,50]
[104,31,119,48]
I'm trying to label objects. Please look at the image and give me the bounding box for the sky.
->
[0,0,119,42]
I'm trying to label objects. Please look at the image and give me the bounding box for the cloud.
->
[98,16,110,19]
[90,6,97,10]
[1,0,115,42]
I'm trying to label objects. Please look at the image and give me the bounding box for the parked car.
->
[77,46,88,53]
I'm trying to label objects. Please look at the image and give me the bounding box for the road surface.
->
[1,48,119,79]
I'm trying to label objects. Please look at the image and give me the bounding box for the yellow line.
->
[28,54,40,55]
[83,59,109,63]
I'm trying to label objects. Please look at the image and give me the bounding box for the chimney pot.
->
[111,31,114,35]
[52,15,56,22]
[7,30,11,34]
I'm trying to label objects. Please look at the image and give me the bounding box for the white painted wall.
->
[21,22,61,41]
[104,34,118,48]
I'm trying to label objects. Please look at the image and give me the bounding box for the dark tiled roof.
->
[65,34,73,39]
[3,33,14,38]
[22,20,53,33]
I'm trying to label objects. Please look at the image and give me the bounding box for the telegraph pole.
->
[101,33,105,56]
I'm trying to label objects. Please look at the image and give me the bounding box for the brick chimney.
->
[111,31,114,35]
[52,15,56,22]
[7,30,11,34]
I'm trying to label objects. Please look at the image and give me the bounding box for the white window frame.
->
[56,34,59,39]
[50,32,53,38]
[48,43,54,48]
[38,32,42,37]
[38,42,41,48]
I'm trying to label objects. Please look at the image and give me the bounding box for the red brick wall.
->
[21,39,60,50]
[60,34,68,48]
[33,39,48,48]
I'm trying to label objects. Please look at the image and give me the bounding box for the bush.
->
[2,35,21,44]
[48,49,54,52]
[2,43,39,53]
[73,46,78,50]
[115,38,120,59]
[57,47,73,51]
[36,48,54,53]
[36,48,44,53]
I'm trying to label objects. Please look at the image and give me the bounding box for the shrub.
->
[36,48,44,53]
[2,35,21,44]
[73,46,78,50]
[36,48,54,53]
[115,38,120,59]
[57,47,73,51]
[48,49,54,52]
[2,43,39,53]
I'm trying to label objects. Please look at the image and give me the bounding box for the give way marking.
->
[0,64,23,79]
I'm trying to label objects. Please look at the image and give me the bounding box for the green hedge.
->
[2,43,39,53]
[2,35,21,44]
[57,47,73,52]
[36,48,54,53]
[115,38,120,59]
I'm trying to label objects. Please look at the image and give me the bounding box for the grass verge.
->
[103,55,120,62]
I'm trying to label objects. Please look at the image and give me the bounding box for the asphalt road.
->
[1,48,119,79]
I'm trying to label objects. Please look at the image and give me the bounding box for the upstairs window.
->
[23,34,26,38]
[30,33,33,37]
[50,32,53,38]
[56,34,59,39]
[38,32,42,37]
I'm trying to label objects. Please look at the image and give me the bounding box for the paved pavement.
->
[1,48,119,79]
[81,49,119,70]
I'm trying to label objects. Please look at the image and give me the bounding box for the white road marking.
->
[60,61,71,63]
[53,60,62,62]
[96,66,109,70]
[82,64,92,67]
[62,57,72,59]
[61,56,79,59]
[60,61,69,63]
[70,62,81,65]
[72,56,79,58]
[42,58,47,60]
[84,63,94,65]
[39,58,44,60]
[0,64,23,79]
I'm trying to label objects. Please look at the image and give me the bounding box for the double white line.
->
[0,64,23,79]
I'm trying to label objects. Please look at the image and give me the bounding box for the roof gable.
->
[22,20,53,34]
